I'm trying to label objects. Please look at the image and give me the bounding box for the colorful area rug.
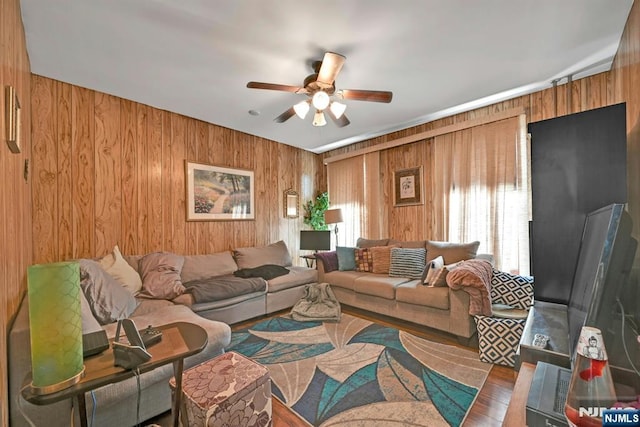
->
[228,313,492,426]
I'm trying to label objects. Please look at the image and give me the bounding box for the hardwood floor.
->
[147,306,517,426]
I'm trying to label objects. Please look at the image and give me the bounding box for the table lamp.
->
[324,208,344,246]
[27,261,84,394]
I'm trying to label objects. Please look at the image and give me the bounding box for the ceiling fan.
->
[246,52,393,127]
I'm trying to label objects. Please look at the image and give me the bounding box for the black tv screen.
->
[300,230,331,252]
[567,204,637,375]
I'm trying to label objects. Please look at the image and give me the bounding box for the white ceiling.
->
[20,0,634,153]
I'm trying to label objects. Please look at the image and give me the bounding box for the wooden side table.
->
[503,362,536,426]
[300,254,316,268]
[22,322,208,427]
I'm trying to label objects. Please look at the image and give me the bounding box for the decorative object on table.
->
[27,261,84,394]
[324,208,343,246]
[229,313,491,427]
[303,191,329,230]
[300,230,331,253]
[394,166,423,206]
[564,326,617,426]
[5,85,21,153]
[185,161,254,221]
[284,188,299,218]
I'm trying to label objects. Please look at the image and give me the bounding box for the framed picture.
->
[394,166,423,206]
[185,161,255,221]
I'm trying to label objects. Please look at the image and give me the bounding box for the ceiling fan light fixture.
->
[312,110,326,127]
[293,100,310,119]
[329,101,347,119]
[312,91,330,111]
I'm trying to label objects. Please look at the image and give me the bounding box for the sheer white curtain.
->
[327,152,381,247]
[430,116,530,274]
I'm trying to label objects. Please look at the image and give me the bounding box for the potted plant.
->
[303,192,329,230]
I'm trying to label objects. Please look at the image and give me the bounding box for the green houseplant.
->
[303,192,329,230]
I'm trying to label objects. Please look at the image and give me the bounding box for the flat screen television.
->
[566,203,638,385]
[300,230,331,252]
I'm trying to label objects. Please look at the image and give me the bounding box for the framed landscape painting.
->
[185,161,255,221]
[394,166,423,206]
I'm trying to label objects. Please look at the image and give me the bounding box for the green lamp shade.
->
[27,261,84,394]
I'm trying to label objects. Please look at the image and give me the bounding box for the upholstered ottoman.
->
[170,351,272,426]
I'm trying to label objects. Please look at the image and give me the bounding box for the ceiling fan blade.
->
[274,107,296,123]
[326,109,350,127]
[316,52,346,88]
[247,82,305,93]
[339,89,393,103]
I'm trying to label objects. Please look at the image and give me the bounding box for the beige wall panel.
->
[94,93,122,256]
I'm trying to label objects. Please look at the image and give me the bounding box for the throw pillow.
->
[356,237,390,248]
[426,240,480,264]
[430,266,450,287]
[315,251,339,273]
[421,255,445,285]
[491,268,534,310]
[138,252,186,300]
[99,245,143,294]
[234,240,293,269]
[79,289,103,334]
[389,247,426,279]
[79,259,138,324]
[336,246,357,271]
[370,245,396,274]
[354,248,373,272]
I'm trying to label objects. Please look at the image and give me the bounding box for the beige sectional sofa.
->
[9,240,317,427]
[316,238,489,342]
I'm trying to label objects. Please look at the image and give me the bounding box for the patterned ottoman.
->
[170,351,272,426]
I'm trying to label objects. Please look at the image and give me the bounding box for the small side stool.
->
[169,351,272,426]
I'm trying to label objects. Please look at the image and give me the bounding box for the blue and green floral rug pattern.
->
[228,314,491,427]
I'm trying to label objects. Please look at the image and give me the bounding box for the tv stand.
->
[516,300,571,370]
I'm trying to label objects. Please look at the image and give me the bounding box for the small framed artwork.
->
[394,166,423,206]
[5,86,21,153]
[185,161,255,221]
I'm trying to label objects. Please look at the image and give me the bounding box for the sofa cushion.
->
[267,266,318,293]
[388,239,427,249]
[138,252,186,300]
[80,290,102,333]
[426,240,480,264]
[99,245,143,294]
[396,280,450,310]
[356,237,390,248]
[181,252,238,283]
[354,248,373,272]
[336,246,357,271]
[315,251,338,273]
[322,270,365,291]
[370,245,396,274]
[389,247,426,279]
[353,275,410,299]
[234,240,293,269]
[79,259,138,324]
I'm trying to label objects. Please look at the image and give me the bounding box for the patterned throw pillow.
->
[491,268,534,310]
[355,248,373,272]
[389,247,426,279]
[370,246,396,274]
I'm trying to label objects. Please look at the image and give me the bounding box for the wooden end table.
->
[22,321,208,427]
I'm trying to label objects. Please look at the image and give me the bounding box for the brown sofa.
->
[316,238,491,341]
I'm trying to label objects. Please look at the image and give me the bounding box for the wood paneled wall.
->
[30,76,324,264]
[1,0,32,423]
